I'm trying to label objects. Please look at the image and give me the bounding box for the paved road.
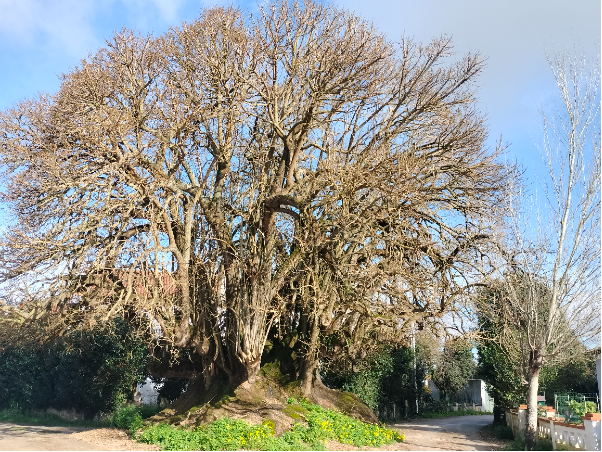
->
[389,415,500,451]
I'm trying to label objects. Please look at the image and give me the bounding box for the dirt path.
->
[0,423,157,451]
[387,415,501,451]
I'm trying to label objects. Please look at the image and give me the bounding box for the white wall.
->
[596,355,602,400]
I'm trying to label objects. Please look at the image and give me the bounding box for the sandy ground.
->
[325,415,502,451]
[0,415,501,451]
[0,423,158,451]
[387,415,502,451]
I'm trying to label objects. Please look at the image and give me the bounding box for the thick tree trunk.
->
[525,367,541,451]
[299,311,321,396]
[299,356,320,396]
[226,356,262,388]
[493,395,505,425]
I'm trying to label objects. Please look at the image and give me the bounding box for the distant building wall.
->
[596,355,602,399]
[428,379,494,411]
[424,379,440,401]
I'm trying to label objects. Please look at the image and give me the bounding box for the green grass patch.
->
[135,401,405,450]
[0,403,107,428]
[419,409,493,418]
[501,437,556,451]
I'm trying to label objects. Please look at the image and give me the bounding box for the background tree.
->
[476,286,528,416]
[478,51,600,450]
[476,283,599,411]
[539,358,599,401]
[321,332,438,418]
[431,338,476,397]
[0,0,508,406]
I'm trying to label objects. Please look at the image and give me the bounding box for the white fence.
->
[506,408,601,450]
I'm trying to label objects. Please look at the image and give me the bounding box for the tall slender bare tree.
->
[479,51,600,451]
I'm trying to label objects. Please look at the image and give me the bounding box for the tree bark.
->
[299,311,321,396]
[525,367,541,451]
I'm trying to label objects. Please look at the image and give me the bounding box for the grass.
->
[0,402,162,431]
[418,409,493,418]
[0,404,107,428]
[501,437,557,451]
[133,400,405,451]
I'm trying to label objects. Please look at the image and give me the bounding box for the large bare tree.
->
[0,0,507,398]
[478,51,600,451]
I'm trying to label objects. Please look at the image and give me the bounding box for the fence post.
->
[517,405,527,438]
[582,413,601,451]
[393,403,396,420]
[550,419,556,451]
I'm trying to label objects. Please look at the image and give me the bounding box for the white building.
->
[425,378,494,412]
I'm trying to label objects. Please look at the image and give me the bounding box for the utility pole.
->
[412,322,418,414]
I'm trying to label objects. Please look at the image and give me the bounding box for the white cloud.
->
[0,0,100,55]
[338,0,600,154]
[0,0,192,56]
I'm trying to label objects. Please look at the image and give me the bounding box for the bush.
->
[421,397,449,414]
[567,400,599,417]
[0,318,149,418]
[111,405,143,435]
[111,403,163,436]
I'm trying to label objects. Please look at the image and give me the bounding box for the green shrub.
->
[138,404,162,419]
[567,400,599,417]
[493,424,514,440]
[0,318,149,418]
[136,402,404,450]
[297,401,404,447]
[111,404,143,435]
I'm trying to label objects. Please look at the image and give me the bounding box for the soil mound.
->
[146,365,377,434]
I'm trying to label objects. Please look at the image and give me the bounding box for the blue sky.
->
[0,0,600,184]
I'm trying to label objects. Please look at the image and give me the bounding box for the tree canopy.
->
[0,0,508,393]
[431,339,476,396]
